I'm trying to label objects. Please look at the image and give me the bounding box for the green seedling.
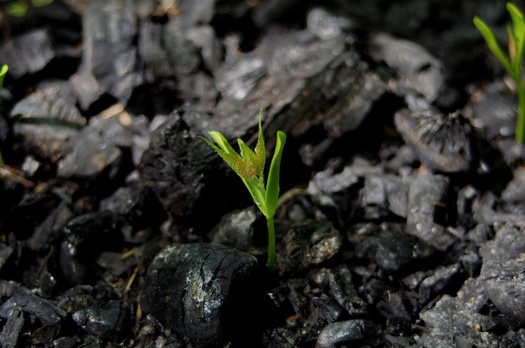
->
[474,2,525,143]
[4,0,55,17]
[200,111,286,271]
[0,64,7,166]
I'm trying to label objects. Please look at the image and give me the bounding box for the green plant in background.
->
[200,111,286,271]
[474,2,525,143]
[3,0,55,17]
[0,64,8,166]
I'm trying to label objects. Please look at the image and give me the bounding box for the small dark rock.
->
[0,243,13,271]
[395,108,475,173]
[479,223,525,262]
[58,111,133,178]
[460,251,482,277]
[279,220,342,274]
[70,0,141,108]
[470,84,516,140]
[316,319,369,348]
[72,301,129,340]
[370,33,444,102]
[361,173,410,218]
[481,258,525,325]
[406,170,455,250]
[356,223,434,272]
[209,207,259,252]
[326,265,368,316]
[60,211,122,284]
[10,81,85,160]
[0,28,55,78]
[312,294,344,324]
[0,287,67,347]
[386,316,411,336]
[418,264,461,306]
[502,167,525,202]
[419,295,501,347]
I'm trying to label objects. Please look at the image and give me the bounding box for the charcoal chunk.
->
[395,108,475,173]
[419,295,501,347]
[356,223,434,272]
[316,319,369,348]
[141,243,259,348]
[406,170,455,250]
[0,29,54,78]
[481,258,525,325]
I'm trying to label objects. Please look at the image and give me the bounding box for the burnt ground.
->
[1,0,525,347]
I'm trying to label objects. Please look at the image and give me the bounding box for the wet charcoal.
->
[69,0,141,109]
[481,258,525,325]
[57,112,134,178]
[394,108,475,173]
[72,301,129,340]
[279,220,342,275]
[138,110,215,228]
[406,170,456,250]
[356,223,435,273]
[419,295,502,348]
[9,81,86,160]
[0,28,55,78]
[312,294,344,323]
[316,319,369,348]
[141,243,260,348]
[0,287,67,346]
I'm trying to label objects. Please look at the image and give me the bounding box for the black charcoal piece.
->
[141,243,260,348]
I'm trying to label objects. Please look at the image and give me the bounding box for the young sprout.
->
[474,2,525,143]
[0,64,7,166]
[200,111,286,271]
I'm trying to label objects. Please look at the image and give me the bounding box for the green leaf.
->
[31,0,54,7]
[508,2,525,76]
[0,64,8,89]
[264,131,286,218]
[237,139,260,178]
[208,131,239,156]
[6,2,28,17]
[474,16,514,77]
[199,136,252,178]
[240,177,267,212]
[254,110,266,178]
